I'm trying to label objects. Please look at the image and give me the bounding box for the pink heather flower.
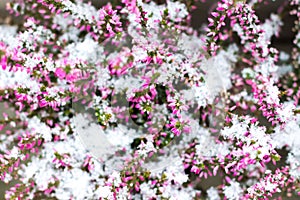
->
[55,68,66,79]
[0,0,299,199]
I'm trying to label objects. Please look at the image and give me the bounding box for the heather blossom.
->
[0,0,299,199]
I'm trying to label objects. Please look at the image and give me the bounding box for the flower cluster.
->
[0,0,300,199]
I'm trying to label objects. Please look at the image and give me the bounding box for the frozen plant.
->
[0,0,300,199]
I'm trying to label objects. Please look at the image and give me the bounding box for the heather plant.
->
[0,0,300,199]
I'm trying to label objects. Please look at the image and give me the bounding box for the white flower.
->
[223,180,243,200]
[116,186,129,199]
[142,2,164,29]
[207,187,221,200]
[261,14,283,40]
[164,166,188,184]
[97,186,113,198]
[27,116,52,142]
[221,115,248,141]
[272,119,300,149]
[65,36,104,63]
[140,183,156,199]
[55,168,94,200]
[195,129,230,158]
[242,68,255,79]
[276,102,295,123]
[106,125,139,149]
[0,25,18,48]
[264,179,278,191]
[2,173,12,183]
[191,84,211,107]
[111,171,122,185]
[177,33,204,62]
[7,147,20,159]
[0,68,31,90]
[265,80,280,105]
[62,1,97,24]
[137,139,156,157]
[167,0,188,21]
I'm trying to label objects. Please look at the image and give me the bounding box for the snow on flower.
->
[223,180,243,200]
[0,0,300,199]
[207,187,221,200]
